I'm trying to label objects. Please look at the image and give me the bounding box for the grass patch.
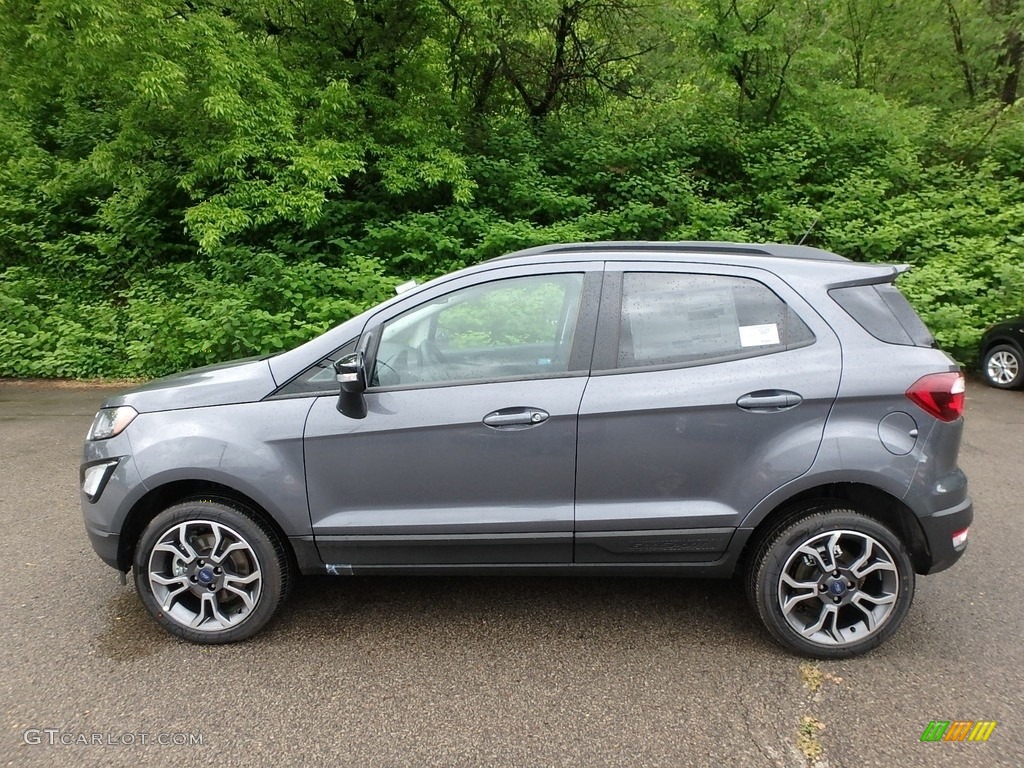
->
[797,716,826,761]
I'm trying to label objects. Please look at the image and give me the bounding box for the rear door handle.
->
[736,390,803,412]
[483,408,549,429]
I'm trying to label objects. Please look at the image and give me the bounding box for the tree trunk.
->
[946,1,977,100]
[999,28,1023,103]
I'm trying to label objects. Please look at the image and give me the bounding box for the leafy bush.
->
[0,253,397,378]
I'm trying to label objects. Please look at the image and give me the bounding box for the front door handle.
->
[483,408,549,429]
[736,390,803,412]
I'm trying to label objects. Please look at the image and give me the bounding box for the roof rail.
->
[488,241,848,263]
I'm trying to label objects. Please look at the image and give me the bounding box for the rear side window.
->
[830,283,934,347]
[616,273,815,369]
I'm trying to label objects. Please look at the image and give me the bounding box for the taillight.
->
[905,372,965,422]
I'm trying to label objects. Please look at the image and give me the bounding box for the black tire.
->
[134,499,292,644]
[982,344,1024,389]
[746,505,915,659]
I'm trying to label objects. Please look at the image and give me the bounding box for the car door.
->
[304,264,601,567]
[574,262,842,563]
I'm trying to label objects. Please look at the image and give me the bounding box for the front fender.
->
[128,399,315,536]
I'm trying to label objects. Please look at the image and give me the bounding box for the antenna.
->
[797,215,821,246]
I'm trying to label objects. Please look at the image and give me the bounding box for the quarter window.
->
[616,273,814,369]
[373,273,585,387]
[273,339,357,397]
[829,283,935,347]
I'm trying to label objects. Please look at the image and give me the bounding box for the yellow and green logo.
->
[920,720,996,742]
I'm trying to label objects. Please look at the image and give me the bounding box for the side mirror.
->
[334,352,368,419]
[333,352,366,395]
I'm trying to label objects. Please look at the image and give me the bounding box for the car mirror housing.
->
[334,352,368,419]
[334,352,366,395]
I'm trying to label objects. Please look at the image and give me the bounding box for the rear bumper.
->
[916,496,973,574]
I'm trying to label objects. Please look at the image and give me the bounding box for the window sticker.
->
[627,286,741,361]
[738,323,780,347]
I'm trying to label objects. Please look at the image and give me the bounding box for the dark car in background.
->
[80,241,972,659]
[979,316,1024,389]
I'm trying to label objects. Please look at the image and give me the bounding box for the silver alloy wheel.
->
[147,520,263,632]
[777,529,899,647]
[987,349,1020,385]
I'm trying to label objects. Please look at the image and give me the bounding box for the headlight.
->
[88,406,138,440]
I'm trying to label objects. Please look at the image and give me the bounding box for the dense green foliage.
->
[1,0,1022,377]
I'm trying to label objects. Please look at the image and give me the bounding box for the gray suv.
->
[81,242,972,658]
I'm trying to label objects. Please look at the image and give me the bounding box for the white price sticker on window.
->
[738,323,780,347]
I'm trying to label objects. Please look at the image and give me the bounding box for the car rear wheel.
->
[134,500,292,644]
[747,506,915,659]
[982,344,1023,389]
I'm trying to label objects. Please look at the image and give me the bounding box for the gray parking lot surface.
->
[0,378,1021,767]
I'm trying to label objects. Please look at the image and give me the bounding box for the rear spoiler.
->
[826,263,910,289]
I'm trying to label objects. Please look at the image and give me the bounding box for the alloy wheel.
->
[147,519,263,632]
[987,349,1020,386]
[777,529,899,647]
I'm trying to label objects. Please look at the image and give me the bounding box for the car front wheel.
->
[134,500,292,644]
[982,344,1023,389]
[747,506,915,659]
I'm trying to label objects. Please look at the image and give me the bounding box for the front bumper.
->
[80,432,144,572]
[916,496,973,574]
[84,522,121,570]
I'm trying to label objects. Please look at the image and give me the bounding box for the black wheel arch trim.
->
[116,479,301,573]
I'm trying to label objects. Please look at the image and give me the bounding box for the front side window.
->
[617,272,814,369]
[372,273,585,387]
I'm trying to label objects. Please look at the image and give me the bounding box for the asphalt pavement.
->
[0,378,1020,767]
